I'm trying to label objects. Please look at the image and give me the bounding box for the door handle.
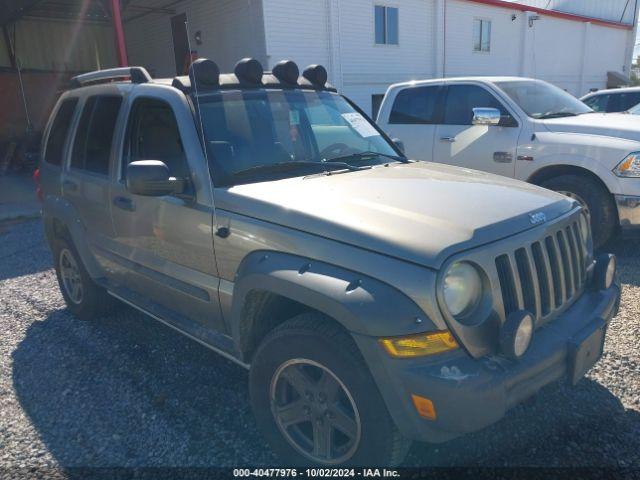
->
[493,152,513,163]
[440,136,456,143]
[62,179,78,192]
[113,196,135,212]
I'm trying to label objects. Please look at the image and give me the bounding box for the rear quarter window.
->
[43,98,79,166]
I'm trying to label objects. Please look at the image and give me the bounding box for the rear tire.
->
[249,313,411,466]
[540,174,617,249]
[52,235,115,320]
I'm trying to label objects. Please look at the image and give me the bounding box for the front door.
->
[432,83,520,178]
[109,94,224,332]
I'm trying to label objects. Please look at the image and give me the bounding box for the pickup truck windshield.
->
[196,90,401,186]
[495,80,592,119]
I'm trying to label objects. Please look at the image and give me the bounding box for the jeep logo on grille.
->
[529,212,547,225]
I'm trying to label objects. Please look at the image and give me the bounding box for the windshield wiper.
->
[537,112,579,119]
[324,151,409,165]
[233,160,365,179]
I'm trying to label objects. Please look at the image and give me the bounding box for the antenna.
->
[184,20,223,252]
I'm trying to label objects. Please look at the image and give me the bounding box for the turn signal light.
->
[379,331,458,358]
[411,394,437,420]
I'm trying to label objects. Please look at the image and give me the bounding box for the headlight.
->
[613,152,640,177]
[442,262,482,317]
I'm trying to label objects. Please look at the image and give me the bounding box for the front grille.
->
[495,218,588,326]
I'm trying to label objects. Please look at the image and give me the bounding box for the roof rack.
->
[70,67,152,88]
[172,58,336,93]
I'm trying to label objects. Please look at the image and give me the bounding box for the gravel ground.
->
[0,219,638,475]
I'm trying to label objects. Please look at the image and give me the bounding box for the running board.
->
[107,286,249,370]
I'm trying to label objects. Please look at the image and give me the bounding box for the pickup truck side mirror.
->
[472,107,501,126]
[392,138,405,154]
[126,160,187,197]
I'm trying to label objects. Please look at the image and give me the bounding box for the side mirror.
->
[472,107,501,126]
[392,138,405,154]
[126,160,186,196]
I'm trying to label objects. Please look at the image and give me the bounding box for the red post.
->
[110,0,128,67]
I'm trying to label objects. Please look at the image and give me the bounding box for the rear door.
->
[432,83,520,177]
[378,84,443,161]
[108,94,225,332]
[62,94,123,257]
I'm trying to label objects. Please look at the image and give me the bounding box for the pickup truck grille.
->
[495,219,587,326]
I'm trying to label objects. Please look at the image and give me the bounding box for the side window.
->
[584,95,608,112]
[375,6,399,45]
[389,86,440,124]
[443,85,511,126]
[617,92,640,111]
[123,98,189,179]
[473,19,491,52]
[44,98,78,166]
[71,95,122,175]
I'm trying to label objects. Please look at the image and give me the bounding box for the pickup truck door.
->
[377,84,444,161]
[108,93,225,333]
[432,84,520,178]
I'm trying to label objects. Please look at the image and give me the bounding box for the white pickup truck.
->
[376,77,640,247]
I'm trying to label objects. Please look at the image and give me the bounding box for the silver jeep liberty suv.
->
[38,57,620,466]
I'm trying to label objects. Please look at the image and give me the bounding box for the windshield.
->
[195,90,401,185]
[495,80,592,119]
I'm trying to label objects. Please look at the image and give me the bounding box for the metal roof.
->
[0,0,181,26]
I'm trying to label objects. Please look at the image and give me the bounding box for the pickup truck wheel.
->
[249,313,411,466]
[540,174,616,248]
[52,236,115,320]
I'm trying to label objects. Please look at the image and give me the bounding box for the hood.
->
[216,162,574,269]
[542,112,640,143]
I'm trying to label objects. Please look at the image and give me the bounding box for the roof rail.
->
[70,67,152,88]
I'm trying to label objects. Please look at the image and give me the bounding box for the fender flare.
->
[42,196,104,279]
[230,250,436,352]
[525,154,621,195]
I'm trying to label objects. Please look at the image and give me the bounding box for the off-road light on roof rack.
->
[302,64,328,87]
[272,60,299,85]
[189,58,220,88]
[234,58,264,85]
[70,67,151,88]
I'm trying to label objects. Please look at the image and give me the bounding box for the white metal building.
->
[123,0,639,116]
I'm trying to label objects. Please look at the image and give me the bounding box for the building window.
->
[375,6,398,45]
[473,19,491,52]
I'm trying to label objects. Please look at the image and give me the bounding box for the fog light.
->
[593,253,616,290]
[411,394,437,420]
[500,311,534,360]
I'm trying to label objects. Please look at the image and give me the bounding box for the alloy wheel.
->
[59,248,84,304]
[270,358,361,464]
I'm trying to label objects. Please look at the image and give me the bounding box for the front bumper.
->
[352,283,620,443]
[616,194,640,230]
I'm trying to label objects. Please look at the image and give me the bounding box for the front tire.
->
[249,313,410,466]
[540,174,617,249]
[52,235,115,320]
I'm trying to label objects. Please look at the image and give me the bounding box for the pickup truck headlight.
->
[613,152,640,177]
[442,262,483,317]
